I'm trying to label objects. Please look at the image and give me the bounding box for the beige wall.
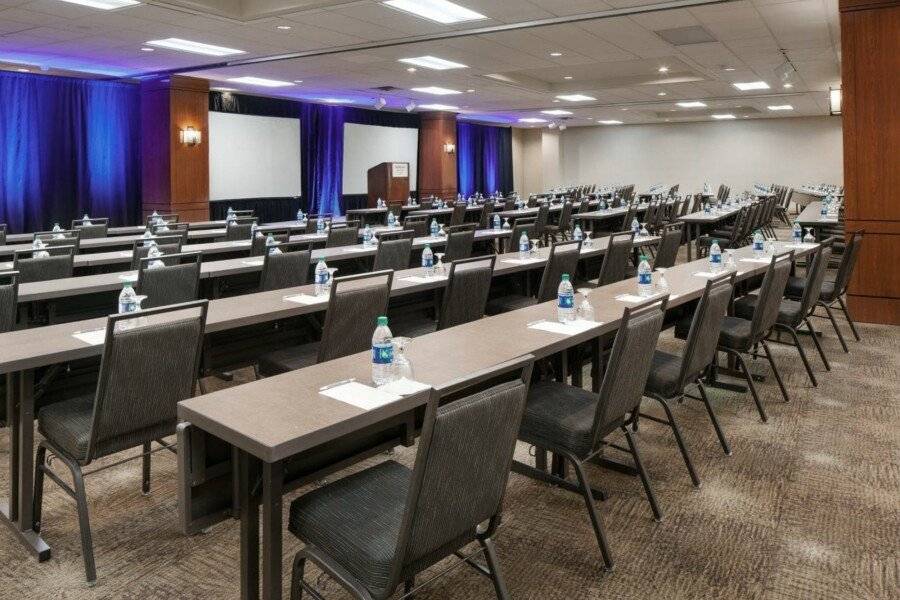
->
[512,128,546,195]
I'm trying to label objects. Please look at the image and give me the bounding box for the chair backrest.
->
[556,202,574,231]
[225,221,255,242]
[251,229,291,256]
[507,219,535,254]
[259,242,312,292]
[449,203,467,227]
[146,213,178,226]
[620,205,637,231]
[444,223,476,261]
[305,214,332,234]
[130,236,184,270]
[326,222,360,248]
[597,231,635,286]
[537,240,582,302]
[86,300,207,461]
[35,230,81,253]
[0,271,18,333]
[72,218,109,239]
[503,198,516,211]
[403,216,428,238]
[592,297,667,450]
[373,230,415,271]
[798,245,833,317]
[317,270,394,363]
[0,224,6,246]
[438,255,496,330]
[678,274,736,387]
[137,252,202,309]
[832,231,864,296]
[652,223,683,269]
[395,358,533,589]
[534,204,550,236]
[13,247,75,282]
[748,251,794,341]
[151,222,189,243]
[578,199,592,214]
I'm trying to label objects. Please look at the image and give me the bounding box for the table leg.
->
[685,224,693,261]
[694,224,701,261]
[262,461,284,600]
[240,451,260,600]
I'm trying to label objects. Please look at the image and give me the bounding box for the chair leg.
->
[760,340,790,403]
[32,444,47,531]
[781,325,818,387]
[569,457,615,570]
[732,351,768,422]
[479,537,511,600]
[70,462,97,585]
[622,427,662,522]
[696,382,731,455]
[404,578,416,599]
[650,395,700,487]
[142,441,151,496]
[837,296,861,341]
[804,318,831,371]
[291,553,307,600]
[822,304,849,353]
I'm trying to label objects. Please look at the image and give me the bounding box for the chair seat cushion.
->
[675,315,753,350]
[486,294,538,315]
[257,342,319,376]
[786,277,836,302]
[289,460,410,598]
[37,395,94,461]
[519,381,620,458]
[644,351,684,398]
[734,294,804,326]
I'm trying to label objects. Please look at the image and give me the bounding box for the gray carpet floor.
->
[1,289,897,599]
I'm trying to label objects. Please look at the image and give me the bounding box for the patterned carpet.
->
[1,300,897,599]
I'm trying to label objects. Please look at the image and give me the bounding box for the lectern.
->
[367,162,410,208]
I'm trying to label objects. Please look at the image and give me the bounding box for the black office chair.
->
[259,242,311,292]
[652,222,683,269]
[512,298,668,570]
[130,236,184,270]
[33,300,208,585]
[486,240,581,314]
[13,246,75,283]
[289,358,534,600]
[373,230,414,271]
[444,223,476,261]
[326,221,360,248]
[72,218,108,239]
[256,270,394,376]
[136,251,202,309]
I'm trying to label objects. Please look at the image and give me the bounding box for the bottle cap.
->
[377,316,388,326]
[561,273,570,280]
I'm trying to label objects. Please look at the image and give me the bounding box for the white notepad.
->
[379,378,431,396]
[283,293,328,305]
[242,259,264,266]
[72,329,106,346]
[528,320,600,336]
[784,243,819,249]
[319,381,402,411]
[739,257,772,264]
[401,275,448,284]
[615,293,678,303]
[343,246,372,253]
[693,271,722,278]
[502,258,544,265]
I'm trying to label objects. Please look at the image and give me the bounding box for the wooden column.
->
[140,75,210,222]
[840,0,900,324]
[417,111,457,199]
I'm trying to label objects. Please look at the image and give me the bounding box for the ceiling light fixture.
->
[383,0,486,24]
[227,76,293,87]
[658,66,669,73]
[16,68,30,73]
[211,87,237,92]
[292,80,303,83]
[519,118,548,123]
[711,113,736,119]
[783,83,794,89]
[657,92,667,96]
[276,25,292,30]
[723,67,736,71]
[140,47,154,52]
[733,81,769,91]
[677,101,707,108]
[418,103,459,110]
[146,38,245,57]
[563,76,573,80]
[556,94,595,102]
[56,0,139,9]
[541,109,573,116]
[599,120,623,125]
[829,87,841,115]
[767,105,794,111]
[466,89,475,93]
[550,52,562,57]
[411,86,462,95]
[405,101,417,112]
[399,55,467,70]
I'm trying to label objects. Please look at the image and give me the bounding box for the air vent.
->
[655,26,717,46]
[371,85,403,92]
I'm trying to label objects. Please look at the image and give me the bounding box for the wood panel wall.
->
[417,112,457,199]
[140,76,210,222]
[840,0,900,324]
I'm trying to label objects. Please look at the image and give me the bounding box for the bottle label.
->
[753,241,763,251]
[316,271,328,285]
[711,253,722,264]
[558,293,574,309]
[422,257,433,268]
[639,272,652,285]
[372,343,393,364]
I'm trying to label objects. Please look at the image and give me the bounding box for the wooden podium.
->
[367,162,410,208]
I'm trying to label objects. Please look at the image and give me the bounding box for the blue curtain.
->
[0,72,140,233]
[301,103,345,217]
[456,122,513,197]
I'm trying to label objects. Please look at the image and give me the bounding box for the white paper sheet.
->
[528,320,600,336]
[692,271,722,278]
[231,241,251,247]
[379,378,431,396]
[401,275,448,284]
[119,251,133,257]
[784,243,819,250]
[283,293,328,305]
[615,293,678,303]
[739,257,772,264]
[242,259,264,266]
[0,263,11,270]
[343,246,372,253]
[72,329,106,346]
[319,381,402,411]
[502,258,544,265]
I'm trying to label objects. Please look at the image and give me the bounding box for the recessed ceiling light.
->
[733,81,769,91]
[383,0,486,24]
[657,92,667,96]
[783,83,794,89]
[399,56,467,70]
[56,0,139,9]
[276,25,292,30]
[621,108,629,111]
[677,101,707,108]
[466,89,475,93]
[542,109,573,116]
[411,86,462,95]
[550,52,562,57]
[599,120,623,125]
[556,94,595,102]
[552,99,560,103]
[227,76,293,87]
[140,47,154,52]
[292,80,303,83]
[711,113,736,119]
[519,118,548,123]
[658,66,669,73]
[16,68,30,72]
[563,76,573,80]
[723,67,736,72]
[406,67,417,73]
[418,103,459,110]
[767,105,794,111]
[146,38,245,57]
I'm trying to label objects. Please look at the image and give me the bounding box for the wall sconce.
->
[829,87,841,116]
[443,142,456,154]
[180,126,202,146]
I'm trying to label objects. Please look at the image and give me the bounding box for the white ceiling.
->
[0,0,842,126]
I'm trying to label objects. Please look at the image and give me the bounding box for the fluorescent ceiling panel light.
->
[677,101,706,108]
[541,110,572,116]
[733,81,769,91]
[556,94,595,102]
[711,113,736,119]
[320,98,352,104]
[419,103,458,110]
[658,66,669,73]
[767,105,794,111]
[56,0,139,9]
[519,118,548,123]
[411,86,462,95]
[383,0,486,24]
[146,38,244,57]
[227,76,292,87]
[829,87,841,115]
[599,120,623,125]
[399,56,467,70]
[550,52,562,57]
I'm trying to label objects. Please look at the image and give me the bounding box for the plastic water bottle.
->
[146,245,165,269]
[820,196,829,215]
[296,208,305,223]
[637,255,653,297]
[362,225,374,247]
[631,217,640,234]
[314,259,329,296]
[804,228,815,244]
[709,239,723,273]
[371,316,394,386]
[599,198,607,210]
[573,224,583,241]
[430,219,440,237]
[502,218,511,231]
[387,211,396,227]
[518,232,530,259]
[82,213,90,221]
[493,214,501,230]
[752,229,765,257]
[317,218,326,234]
[142,227,152,239]
[118,282,138,313]
[557,274,575,323]
[422,244,434,277]
[792,221,802,242]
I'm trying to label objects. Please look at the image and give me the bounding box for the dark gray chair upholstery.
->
[0,223,6,245]
[449,203,467,227]
[486,240,581,314]
[151,221,189,241]
[595,231,635,287]
[34,300,208,584]
[251,229,290,257]
[444,223,476,261]
[13,246,75,283]
[136,252,201,309]
[225,220,256,242]
[305,214,332,234]
[544,201,573,241]
[326,221,360,248]
[505,219,535,254]
[257,270,394,376]
[35,230,81,253]
[130,236,184,270]
[373,230,414,271]
[289,358,534,600]
[403,216,428,238]
[259,242,311,292]
[652,223,683,269]
[533,204,550,239]
[0,271,18,333]
[145,213,178,226]
[72,218,108,239]
[512,298,668,569]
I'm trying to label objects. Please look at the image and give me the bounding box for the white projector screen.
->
[342,123,418,194]
[208,112,302,200]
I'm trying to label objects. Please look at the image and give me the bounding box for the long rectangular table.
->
[795,202,842,235]
[176,239,819,600]
[679,204,747,261]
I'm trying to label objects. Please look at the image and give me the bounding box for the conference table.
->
[176,238,820,600]
[0,232,663,566]
[679,204,747,261]
[791,188,844,210]
[3,218,255,245]
[795,202,841,239]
